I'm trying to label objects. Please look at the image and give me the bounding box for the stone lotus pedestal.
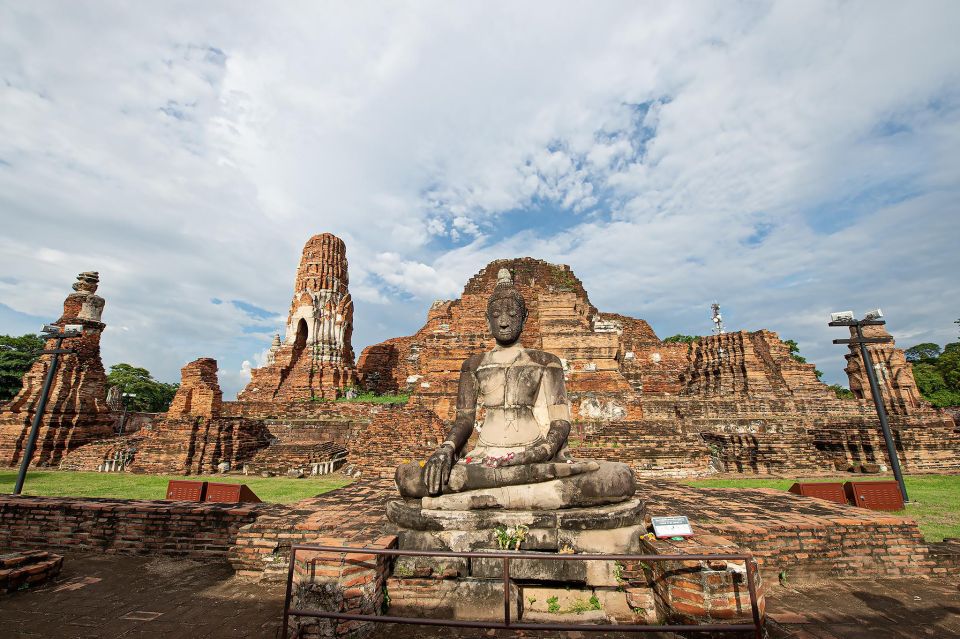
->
[384,497,657,624]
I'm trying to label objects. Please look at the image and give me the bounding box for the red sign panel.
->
[165,480,207,502]
[843,481,904,511]
[788,482,849,505]
[204,482,261,504]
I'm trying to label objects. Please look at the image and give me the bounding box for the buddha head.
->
[487,268,526,346]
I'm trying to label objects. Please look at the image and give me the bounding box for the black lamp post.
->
[12,324,80,495]
[829,310,908,502]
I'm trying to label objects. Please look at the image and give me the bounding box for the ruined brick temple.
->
[239,233,358,402]
[0,272,114,467]
[358,257,960,478]
[4,236,958,481]
[2,237,959,637]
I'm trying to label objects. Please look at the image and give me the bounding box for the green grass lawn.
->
[684,475,960,542]
[0,470,352,504]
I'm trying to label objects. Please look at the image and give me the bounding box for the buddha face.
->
[487,297,525,346]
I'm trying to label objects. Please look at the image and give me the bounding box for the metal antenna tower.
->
[711,302,725,335]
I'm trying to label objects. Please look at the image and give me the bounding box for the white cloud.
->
[0,1,958,398]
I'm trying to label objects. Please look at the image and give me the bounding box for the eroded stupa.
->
[240,233,358,401]
[0,272,114,467]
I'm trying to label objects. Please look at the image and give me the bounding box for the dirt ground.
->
[0,553,284,638]
[763,577,960,638]
[1,553,958,638]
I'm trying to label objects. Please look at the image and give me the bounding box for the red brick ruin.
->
[239,233,358,402]
[844,323,926,413]
[1,238,958,637]
[5,244,957,481]
[166,358,223,419]
[0,272,113,467]
[358,257,960,478]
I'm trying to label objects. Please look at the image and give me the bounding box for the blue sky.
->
[1,1,958,398]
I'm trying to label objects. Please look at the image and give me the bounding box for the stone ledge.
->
[386,497,645,532]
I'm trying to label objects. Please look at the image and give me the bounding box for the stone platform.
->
[384,497,652,624]
[387,498,645,552]
[0,477,940,637]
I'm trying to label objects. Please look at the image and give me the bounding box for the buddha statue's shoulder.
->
[519,348,564,369]
[459,352,485,373]
[468,348,563,371]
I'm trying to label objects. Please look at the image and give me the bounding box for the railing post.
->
[282,546,298,639]
[744,555,762,639]
[503,556,510,626]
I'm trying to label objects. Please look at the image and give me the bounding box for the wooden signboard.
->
[165,480,207,502]
[788,482,848,506]
[204,482,261,504]
[843,481,904,511]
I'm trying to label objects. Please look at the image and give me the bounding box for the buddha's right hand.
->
[424,443,455,496]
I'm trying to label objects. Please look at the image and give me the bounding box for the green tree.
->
[924,389,960,407]
[934,349,960,394]
[106,363,178,412]
[663,334,699,344]
[783,338,823,379]
[828,384,855,399]
[904,342,942,363]
[909,338,960,407]
[912,362,947,396]
[0,333,46,402]
[783,339,806,363]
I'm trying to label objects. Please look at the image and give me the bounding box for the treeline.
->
[0,334,45,402]
[905,327,960,408]
[0,333,177,411]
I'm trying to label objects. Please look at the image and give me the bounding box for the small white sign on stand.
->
[651,515,693,539]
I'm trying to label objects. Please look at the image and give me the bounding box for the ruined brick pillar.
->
[239,233,358,401]
[0,272,114,467]
[845,324,925,415]
[167,358,223,418]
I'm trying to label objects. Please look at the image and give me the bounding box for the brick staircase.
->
[58,434,141,471]
[241,417,357,475]
[245,440,347,475]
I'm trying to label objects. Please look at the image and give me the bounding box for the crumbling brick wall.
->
[167,358,222,418]
[0,495,276,560]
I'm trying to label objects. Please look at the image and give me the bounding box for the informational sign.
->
[651,515,693,539]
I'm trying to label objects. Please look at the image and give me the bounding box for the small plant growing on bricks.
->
[493,524,529,550]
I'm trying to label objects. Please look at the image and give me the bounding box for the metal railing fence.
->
[282,544,764,638]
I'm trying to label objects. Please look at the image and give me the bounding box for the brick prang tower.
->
[239,233,358,401]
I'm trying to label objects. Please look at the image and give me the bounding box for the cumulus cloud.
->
[1,1,958,398]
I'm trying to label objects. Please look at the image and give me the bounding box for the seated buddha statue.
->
[395,269,635,510]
